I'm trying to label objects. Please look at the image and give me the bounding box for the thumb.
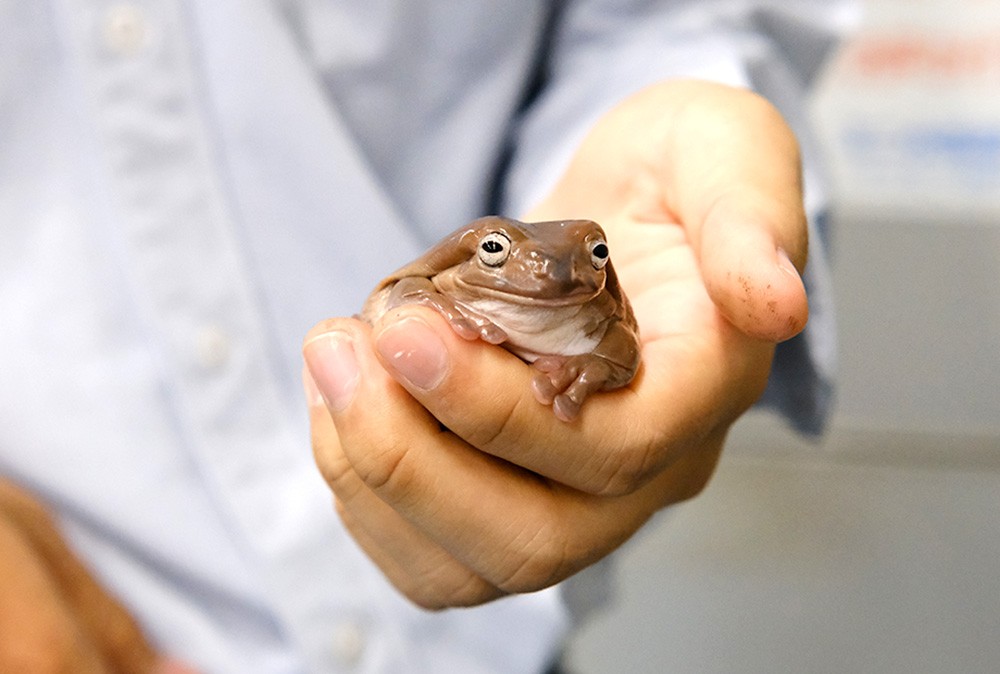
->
[698,196,809,342]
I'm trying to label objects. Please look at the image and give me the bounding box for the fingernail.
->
[375,316,448,391]
[301,365,324,408]
[303,331,359,412]
[776,247,799,277]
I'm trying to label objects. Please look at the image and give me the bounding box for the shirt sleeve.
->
[501,0,861,435]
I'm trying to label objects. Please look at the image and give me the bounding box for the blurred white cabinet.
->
[811,0,1000,437]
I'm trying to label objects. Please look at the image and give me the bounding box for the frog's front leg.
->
[529,355,620,421]
[386,277,508,344]
[530,320,640,421]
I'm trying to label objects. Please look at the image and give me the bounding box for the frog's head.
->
[454,216,610,304]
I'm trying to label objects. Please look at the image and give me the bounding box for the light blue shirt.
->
[0,1,853,672]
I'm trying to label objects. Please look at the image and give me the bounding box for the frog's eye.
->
[589,240,610,270]
[478,232,511,267]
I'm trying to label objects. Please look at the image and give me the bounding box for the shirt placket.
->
[61,1,378,669]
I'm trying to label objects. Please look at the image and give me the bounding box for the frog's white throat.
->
[456,296,605,360]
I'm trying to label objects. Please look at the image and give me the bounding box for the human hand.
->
[0,479,197,674]
[303,80,808,608]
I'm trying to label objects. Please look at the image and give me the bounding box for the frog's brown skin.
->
[361,215,641,421]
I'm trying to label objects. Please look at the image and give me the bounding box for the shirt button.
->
[331,621,366,667]
[195,325,232,370]
[102,4,147,56]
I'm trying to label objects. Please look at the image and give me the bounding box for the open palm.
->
[525,80,809,468]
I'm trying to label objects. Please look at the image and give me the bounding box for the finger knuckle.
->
[673,469,715,502]
[584,431,659,497]
[667,443,725,504]
[591,452,653,497]
[318,414,418,499]
[403,571,504,611]
[314,443,363,500]
[490,525,573,594]
[470,394,528,456]
[352,437,416,498]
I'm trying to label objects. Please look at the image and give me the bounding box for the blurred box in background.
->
[808,0,1000,439]
[812,0,1000,219]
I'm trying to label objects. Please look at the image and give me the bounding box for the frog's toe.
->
[479,323,508,344]
[531,362,592,421]
[531,360,579,394]
[531,373,559,405]
[552,394,582,422]
[446,317,484,341]
[531,355,566,373]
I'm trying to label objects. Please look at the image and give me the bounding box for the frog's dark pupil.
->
[593,243,609,259]
[483,240,503,254]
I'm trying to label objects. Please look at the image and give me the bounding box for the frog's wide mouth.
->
[453,278,603,307]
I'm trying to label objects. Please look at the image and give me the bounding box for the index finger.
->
[369,305,769,496]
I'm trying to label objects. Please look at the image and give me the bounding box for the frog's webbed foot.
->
[388,279,507,344]
[530,354,628,422]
